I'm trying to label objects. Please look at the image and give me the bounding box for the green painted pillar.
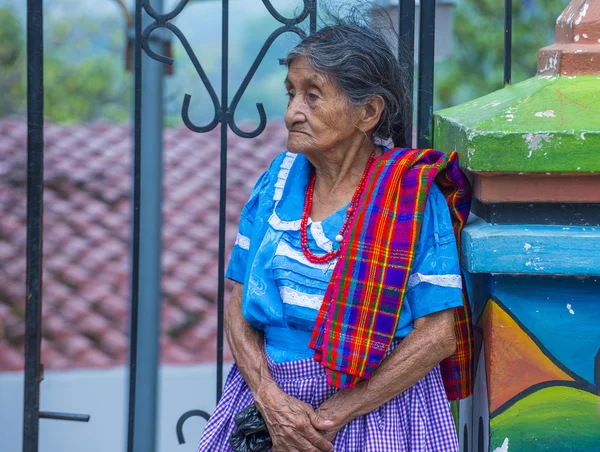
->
[434,2,600,451]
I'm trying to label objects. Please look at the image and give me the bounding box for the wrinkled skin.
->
[254,381,334,452]
[284,57,359,158]
[226,284,334,452]
[225,58,457,451]
[284,57,384,221]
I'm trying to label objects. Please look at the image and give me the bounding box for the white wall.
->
[0,363,232,452]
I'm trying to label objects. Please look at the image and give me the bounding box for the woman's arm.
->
[225,283,276,401]
[225,283,334,452]
[311,308,457,437]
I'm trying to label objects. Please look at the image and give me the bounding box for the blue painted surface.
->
[461,216,600,276]
[462,271,493,322]
[493,275,600,386]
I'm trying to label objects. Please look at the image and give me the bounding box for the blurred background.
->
[0,0,569,123]
[0,0,568,451]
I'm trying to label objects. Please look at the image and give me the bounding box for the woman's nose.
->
[284,97,305,127]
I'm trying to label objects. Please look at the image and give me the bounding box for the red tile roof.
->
[0,117,286,371]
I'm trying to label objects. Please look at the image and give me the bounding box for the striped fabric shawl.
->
[309,147,473,401]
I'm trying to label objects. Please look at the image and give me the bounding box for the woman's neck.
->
[304,136,378,221]
[308,137,375,196]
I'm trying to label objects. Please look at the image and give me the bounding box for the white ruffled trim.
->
[268,214,334,254]
[279,286,323,310]
[273,152,297,202]
[275,241,336,271]
[310,222,333,251]
[268,211,301,231]
[270,152,302,231]
[407,273,462,290]
[267,152,332,254]
[280,152,297,170]
[234,233,251,251]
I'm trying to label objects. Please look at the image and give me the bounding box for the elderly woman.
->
[198,21,472,452]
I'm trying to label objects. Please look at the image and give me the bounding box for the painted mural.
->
[436,2,600,450]
[461,275,600,452]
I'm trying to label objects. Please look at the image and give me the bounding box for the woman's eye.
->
[307,93,319,101]
[285,91,294,99]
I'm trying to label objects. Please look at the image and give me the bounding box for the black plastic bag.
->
[229,404,272,452]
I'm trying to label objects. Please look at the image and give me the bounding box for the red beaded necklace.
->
[301,152,376,264]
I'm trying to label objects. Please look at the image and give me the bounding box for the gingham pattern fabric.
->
[197,343,459,452]
[309,148,473,400]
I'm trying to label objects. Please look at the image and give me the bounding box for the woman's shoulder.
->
[420,183,444,216]
[428,182,444,201]
[419,183,455,240]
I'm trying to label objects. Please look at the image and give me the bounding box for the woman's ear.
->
[358,96,385,134]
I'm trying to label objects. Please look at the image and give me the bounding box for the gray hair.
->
[284,20,411,148]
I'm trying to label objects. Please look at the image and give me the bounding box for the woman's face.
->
[284,57,359,155]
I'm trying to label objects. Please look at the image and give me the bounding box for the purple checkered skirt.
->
[197,349,458,452]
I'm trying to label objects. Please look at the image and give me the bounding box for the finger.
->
[303,428,334,452]
[273,446,301,452]
[272,425,324,452]
[272,442,302,452]
[295,434,330,452]
[282,420,331,452]
[271,444,306,452]
[273,437,312,452]
[322,429,339,443]
[309,411,337,431]
[284,426,332,452]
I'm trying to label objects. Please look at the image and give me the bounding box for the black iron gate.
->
[22,0,514,451]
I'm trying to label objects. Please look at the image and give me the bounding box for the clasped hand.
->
[254,382,342,452]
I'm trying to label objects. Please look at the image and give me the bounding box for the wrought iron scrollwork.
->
[143,0,189,22]
[262,0,311,26]
[136,0,317,445]
[140,4,221,133]
[228,24,305,138]
[139,0,315,138]
[228,0,313,137]
[175,410,211,445]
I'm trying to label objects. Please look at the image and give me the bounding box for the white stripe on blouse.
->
[274,241,336,271]
[234,233,251,251]
[279,286,324,310]
[407,273,462,290]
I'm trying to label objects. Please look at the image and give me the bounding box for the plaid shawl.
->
[309,147,474,401]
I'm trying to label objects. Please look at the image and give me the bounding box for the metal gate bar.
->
[23,0,45,448]
[504,0,513,85]
[416,0,436,148]
[399,0,416,146]
[23,1,90,450]
[126,0,144,450]
[216,0,230,404]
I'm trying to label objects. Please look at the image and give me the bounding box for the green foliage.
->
[0,6,130,123]
[0,8,24,116]
[0,8,21,67]
[41,14,130,123]
[44,56,129,123]
[0,1,573,124]
[435,0,570,108]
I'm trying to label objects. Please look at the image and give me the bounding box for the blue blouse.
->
[226,151,463,363]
